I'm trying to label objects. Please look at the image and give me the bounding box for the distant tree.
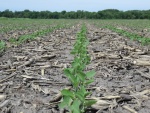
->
[22,9,31,18]
[1,9,14,18]
[0,9,150,19]
[29,11,39,19]
[60,10,66,18]
[52,11,59,19]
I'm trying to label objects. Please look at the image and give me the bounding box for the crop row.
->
[0,18,78,40]
[9,23,72,45]
[89,20,150,45]
[104,26,150,45]
[90,19,150,33]
[0,20,78,55]
[59,24,96,113]
[0,18,62,34]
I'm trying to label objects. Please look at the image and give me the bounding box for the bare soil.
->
[0,24,150,113]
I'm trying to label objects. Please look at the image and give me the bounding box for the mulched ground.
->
[0,23,150,113]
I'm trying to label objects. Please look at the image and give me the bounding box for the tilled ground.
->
[0,23,150,113]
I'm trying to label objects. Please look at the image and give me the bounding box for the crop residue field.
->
[0,18,150,113]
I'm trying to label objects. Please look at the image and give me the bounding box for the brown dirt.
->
[0,23,150,113]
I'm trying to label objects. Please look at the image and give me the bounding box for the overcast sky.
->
[0,0,150,12]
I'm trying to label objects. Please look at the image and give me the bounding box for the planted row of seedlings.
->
[91,19,150,33]
[104,26,150,45]
[9,23,72,44]
[59,24,96,113]
[90,20,150,45]
[0,22,75,55]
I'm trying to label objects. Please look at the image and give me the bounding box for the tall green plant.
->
[59,25,96,113]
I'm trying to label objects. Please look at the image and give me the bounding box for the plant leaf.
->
[84,79,94,85]
[80,86,87,95]
[75,92,84,102]
[84,92,91,97]
[84,99,97,107]
[78,71,86,81]
[75,86,87,102]
[64,68,71,76]
[86,70,96,78]
[61,89,75,98]
[71,99,81,113]
[59,96,72,109]
[64,68,77,86]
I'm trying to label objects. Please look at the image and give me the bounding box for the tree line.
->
[0,9,150,19]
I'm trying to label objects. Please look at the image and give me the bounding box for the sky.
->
[0,0,150,12]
